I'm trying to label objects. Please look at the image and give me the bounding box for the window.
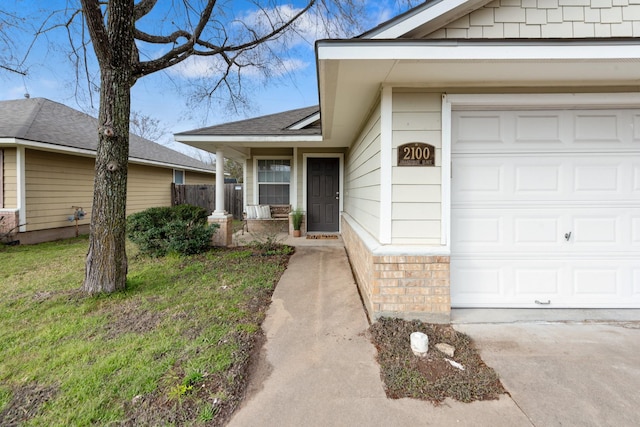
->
[257,159,290,205]
[173,169,185,184]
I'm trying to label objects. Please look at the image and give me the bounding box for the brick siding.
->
[342,217,451,323]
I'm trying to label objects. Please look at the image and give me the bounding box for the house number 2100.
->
[403,145,430,161]
[397,142,435,167]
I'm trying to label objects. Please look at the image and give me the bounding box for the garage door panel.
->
[455,216,502,245]
[633,218,640,245]
[453,209,566,252]
[573,269,618,296]
[573,163,621,193]
[515,217,559,244]
[516,269,560,295]
[453,266,502,296]
[574,113,621,142]
[452,258,640,307]
[451,108,640,308]
[515,165,561,192]
[572,217,618,244]
[515,114,561,143]
[455,164,504,193]
[455,114,503,144]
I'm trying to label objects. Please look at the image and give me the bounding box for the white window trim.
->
[302,153,344,231]
[253,156,293,205]
[17,146,26,232]
[173,169,185,184]
[380,86,393,245]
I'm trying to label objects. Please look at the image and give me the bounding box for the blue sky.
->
[0,1,412,154]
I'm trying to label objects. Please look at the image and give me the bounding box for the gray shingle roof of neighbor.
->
[0,97,214,172]
[175,105,321,137]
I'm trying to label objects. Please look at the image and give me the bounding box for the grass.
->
[0,236,292,426]
[370,318,506,404]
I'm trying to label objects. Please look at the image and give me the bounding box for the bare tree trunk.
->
[82,0,134,294]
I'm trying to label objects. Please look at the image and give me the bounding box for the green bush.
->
[127,205,218,257]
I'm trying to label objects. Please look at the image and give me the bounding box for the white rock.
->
[435,342,455,357]
[444,358,465,371]
[410,332,429,357]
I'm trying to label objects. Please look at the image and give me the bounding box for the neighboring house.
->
[175,0,640,322]
[0,97,215,244]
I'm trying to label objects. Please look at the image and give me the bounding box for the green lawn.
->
[0,237,291,426]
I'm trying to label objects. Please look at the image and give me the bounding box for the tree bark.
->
[82,0,134,294]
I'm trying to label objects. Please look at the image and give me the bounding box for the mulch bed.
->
[370,318,506,404]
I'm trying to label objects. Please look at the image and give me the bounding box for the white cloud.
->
[169,54,309,80]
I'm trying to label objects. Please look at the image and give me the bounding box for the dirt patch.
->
[370,318,506,403]
[0,384,59,426]
[121,331,262,427]
[102,300,164,339]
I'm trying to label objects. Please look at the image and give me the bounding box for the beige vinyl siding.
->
[2,148,17,208]
[426,0,640,39]
[391,92,442,245]
[24,149,211,231]
[344,105,382,240]
[127,164,172,214]
[24,149,95,231]
[185,170,215,185]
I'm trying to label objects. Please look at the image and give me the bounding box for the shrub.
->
[127,205,218,257]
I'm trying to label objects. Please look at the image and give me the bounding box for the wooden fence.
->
[171,183,244,220]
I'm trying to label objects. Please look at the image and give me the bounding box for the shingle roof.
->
[176,105,320,137]
[0,97,214,172]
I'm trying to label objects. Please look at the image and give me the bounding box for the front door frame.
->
[302,153,344,232]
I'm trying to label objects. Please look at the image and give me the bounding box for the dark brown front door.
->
[307,157,339,232]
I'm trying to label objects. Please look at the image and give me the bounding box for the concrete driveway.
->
[455,317,640,426]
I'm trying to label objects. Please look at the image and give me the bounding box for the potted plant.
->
[291,208,304,237]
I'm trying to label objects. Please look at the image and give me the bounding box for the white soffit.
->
[316,40,640,144]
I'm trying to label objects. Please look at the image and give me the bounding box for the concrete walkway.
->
[228,245,531,427]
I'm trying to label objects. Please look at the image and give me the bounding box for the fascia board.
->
[288,112,321,130]
[365,0,474,39]
[175,135,323,143]
[317,41,640,61]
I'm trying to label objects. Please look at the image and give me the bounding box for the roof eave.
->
[316,39,640,147]
[0,138,215,174]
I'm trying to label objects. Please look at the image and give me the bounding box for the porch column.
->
[213,149,226,215]
[209,148,233,246]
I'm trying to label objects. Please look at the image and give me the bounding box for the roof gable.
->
[361,0,640,40]
[0,98,213,172]
[361,0,495,39]
[176,106,320,137]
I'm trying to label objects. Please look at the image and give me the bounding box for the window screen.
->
[257,159,290,205]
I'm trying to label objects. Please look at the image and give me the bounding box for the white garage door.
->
[451,109,640,308]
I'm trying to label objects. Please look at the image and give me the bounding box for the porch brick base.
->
[209,214,234,247]
[0,210,18,233]
[342,217,451,324]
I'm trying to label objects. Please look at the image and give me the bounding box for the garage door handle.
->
[564,232,572,241]
[535,300,551,305]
